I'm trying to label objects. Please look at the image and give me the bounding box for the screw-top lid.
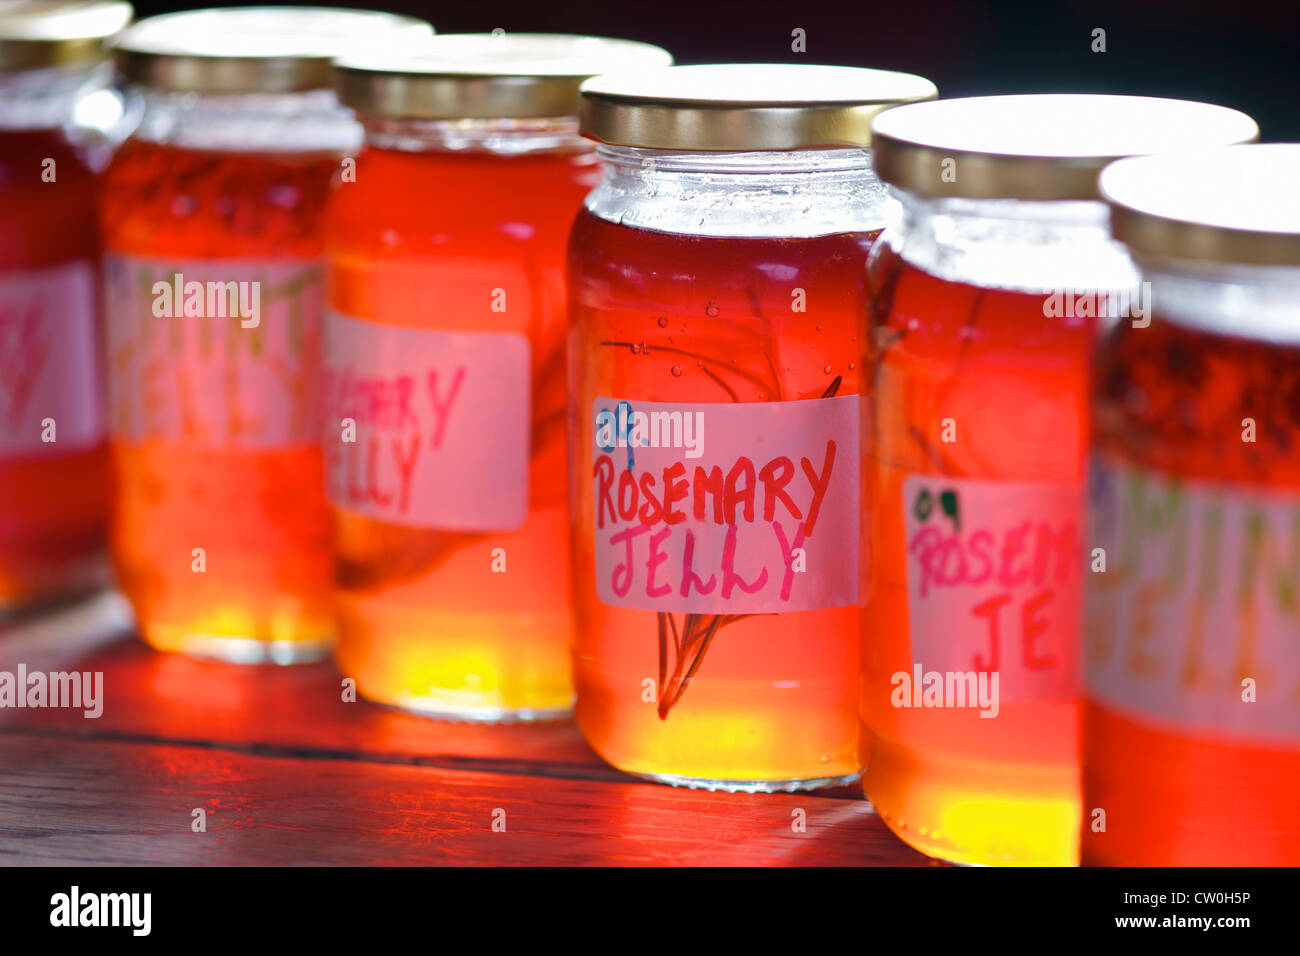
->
[871,94,1260,200]
[112,6,433,94]
[578,63,937,151]
[0,1,131,72]
[1101,144,1300,267]
[335,33,673,120]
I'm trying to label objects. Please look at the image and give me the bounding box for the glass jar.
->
[570,64,936,790]
[326,34,671,719]
[1087,144,1300,865]
[99,7,431,663]
[862,94,1258,864]
[0,1,132,614]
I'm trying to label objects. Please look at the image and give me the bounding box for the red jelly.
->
[0,1,132,611]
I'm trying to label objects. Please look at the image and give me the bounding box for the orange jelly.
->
[864,234,1092,862]
[1084,145,1300,865]
[570,214,877,786]
[326,35,671,717]
[862,95,1258,863]
[99,8,430,661]
[569,64,936,789]
[101,142,339,659]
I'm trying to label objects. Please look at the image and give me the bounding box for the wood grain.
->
[3,639,605,772]
[0,733,931,866]
[0,591,927,865]
[1,600,602,773]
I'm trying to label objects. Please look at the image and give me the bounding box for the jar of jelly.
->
[1087,143,1300,865]
[327,35,672,718]
[0,1,132,613]
[570,64,936,790]
[862,95,1258,864]
[99,7,431,662]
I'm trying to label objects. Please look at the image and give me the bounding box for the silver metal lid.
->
[872,94,1260,200]
[112,6,432,94]
[579,63,938,151]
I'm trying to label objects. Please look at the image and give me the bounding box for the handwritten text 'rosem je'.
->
[909,512,1078,674]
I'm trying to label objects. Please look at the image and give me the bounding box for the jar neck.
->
[0,63,113,130]
[360,115,589,156]
[585,144,888,239]
[129,86,359,153]
[1141,259,1300,343]
[886,188,1138,293]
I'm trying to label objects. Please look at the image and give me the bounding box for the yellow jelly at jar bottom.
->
[334,597,574,720]
[864,735,1080,866]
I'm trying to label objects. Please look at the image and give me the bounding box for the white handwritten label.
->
[322,311,530,532]
[902,473,1084,702]
[1087,456,1300,746]
[104,255,323,448]
[592,395,859,613]
[0,262,103,456]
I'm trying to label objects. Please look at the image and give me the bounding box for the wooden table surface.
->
[0,592,931,866]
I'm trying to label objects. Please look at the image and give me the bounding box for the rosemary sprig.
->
[655,612,763,718]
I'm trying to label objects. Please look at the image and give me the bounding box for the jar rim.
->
[595,142,874,175]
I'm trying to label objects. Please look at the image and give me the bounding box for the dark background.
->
[132,0,1300,139]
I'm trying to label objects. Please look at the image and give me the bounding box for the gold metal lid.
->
[335,33,673,120]
[1101,144,1300,267]
[579,63,937,151]
[0,1,131,72]
[872,94,1260,201]
[112,6,433,95]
